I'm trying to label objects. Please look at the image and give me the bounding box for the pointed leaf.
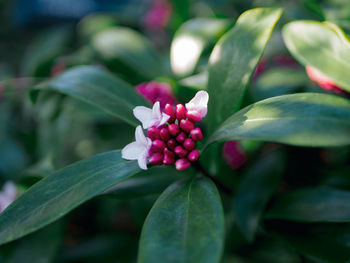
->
[207,8,282,132]
[0,150,140,245]
[138,176,225,263]
[283,20,350,92]
[206,93,350,148]
[33,66,148,126]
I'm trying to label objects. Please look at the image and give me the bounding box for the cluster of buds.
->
[122,91,208,171]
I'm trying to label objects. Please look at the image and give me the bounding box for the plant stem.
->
[193,162,233,195]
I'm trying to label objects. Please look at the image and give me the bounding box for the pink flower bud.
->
[183,138,195,151]
[147,127,160,140]
[167,139,177,150]
[159,127,170,141]
[168,123,180,136]
[180,119,194,133]
[149,152,164,165]
[187,149,199,162]
[176,132,187,143]
[176,104,186,121]
[174,145,188,158]
[163,148,175,165]
[190,128,203,141]
[186,110,202,123]
[223,141,247,170]
[175,158,191,171]
[164,104,176,123]
[152,139,166,152]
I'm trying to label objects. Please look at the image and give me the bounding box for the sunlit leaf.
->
[206,93,350,148]
[207,8,282,132]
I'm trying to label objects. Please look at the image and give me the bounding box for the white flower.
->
[0,181,17,213]
[122,126,152,170]
[185,90,209,118]
[133,101,170,129]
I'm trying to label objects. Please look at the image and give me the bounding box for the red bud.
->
[168,123,180,136]
[175,158,191,171]
[180,119,194,133]
[149,153,164,165]
[190,127,203,141]
[183,138,195,151]
[176,104,186,121]
[164,104,176,123]
[188,149,199,162]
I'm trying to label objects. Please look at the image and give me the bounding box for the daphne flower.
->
[122,126,152,170]
[185,90,209,118]
[0,181,17,213]
[133,101,170,129]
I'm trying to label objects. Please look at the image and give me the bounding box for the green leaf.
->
[5,223,62,263]
[92,27,163,79]
[251,68,308,100]
[283,20,350,92]
[207,8,282,132]
[268,222,350,263]
[171,18,231,77]
[21,25,72,77]
[234,150,285,242]
[266,187,350,222]
[0,150,140,245]
[103,166,183,198]
[138,176,225,263]
[206,93,350,148]
[33,65,148,126]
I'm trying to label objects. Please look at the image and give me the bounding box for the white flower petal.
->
[133,106,155,129]
[137,150,149,170]
[135,125,148,146]
[152,101,162,120]
[122,141,145,160]
[185,90,209,117]
[159,113,170,127]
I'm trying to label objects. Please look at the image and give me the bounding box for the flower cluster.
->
[122,91,209,171]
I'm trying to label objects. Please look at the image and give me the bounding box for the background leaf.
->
[234,150,285,242]
[283,20,350,92]
[33,65,148,126]
[21,25,72,77]
[206,93,350,148]
[207,8,282,132]
[268,222,350,263]
[92,27,163,80]
[0,150,140,245]
[266,187,350,222]
[138,176,225,263]
[171,18,231,77]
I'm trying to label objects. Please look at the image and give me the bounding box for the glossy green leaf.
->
[283,20,350,92]
[138,176,225,263]
[206,93,350,148]
[92,27,162,79]
[234,150,285,242]
[171,18,230,76]
[33,66,148,126]
[21,25,72,77]
[0,150,140,245]
[269,222,350,263]
[103,166,184,198]
[207,8,282,132]
[266,187,350,222]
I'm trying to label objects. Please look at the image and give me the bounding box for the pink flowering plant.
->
[1,2,350,263]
